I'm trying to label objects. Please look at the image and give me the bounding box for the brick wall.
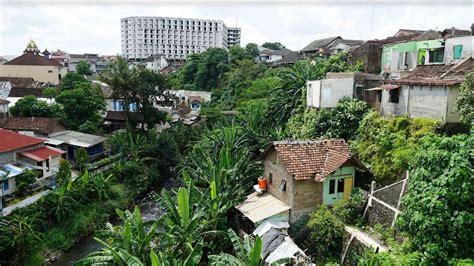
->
[264,150,292,206]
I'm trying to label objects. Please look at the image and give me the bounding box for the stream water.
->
[50,189,166,265]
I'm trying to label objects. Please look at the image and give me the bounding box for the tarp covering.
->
[265,237,305,264]
[261,228,287,258]
[253,220,289,237]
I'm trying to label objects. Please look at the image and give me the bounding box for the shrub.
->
[56,159,72,187]
[307,206,345,261]
[332,188,366,225]
[43,228,74,251]
[351,112,439,182]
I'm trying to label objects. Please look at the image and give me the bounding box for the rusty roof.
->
[389,57,473,86]
[265,139,358,182]
[105,111,127,121]
[1,117,65,135]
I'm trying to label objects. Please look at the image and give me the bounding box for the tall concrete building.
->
[121,16,241,61]
[227,27,241,46]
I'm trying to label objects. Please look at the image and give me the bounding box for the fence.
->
[363,172,408,228]
[341,173,409,264]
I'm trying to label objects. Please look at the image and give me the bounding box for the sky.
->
[0,1,473,56]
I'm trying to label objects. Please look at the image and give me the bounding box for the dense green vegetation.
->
[1,49,472,265]
[351,112,440,182]
[398,134,473,263]
[9,95,61,118]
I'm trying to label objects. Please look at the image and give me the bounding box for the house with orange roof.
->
[236,139,366,227]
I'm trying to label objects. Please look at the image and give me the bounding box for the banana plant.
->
[208,228,263,266]
[76,207,157,265]
[150,242,203,266]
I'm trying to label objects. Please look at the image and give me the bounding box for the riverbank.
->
[45,177,179,265]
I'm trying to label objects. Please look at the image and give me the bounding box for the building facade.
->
[121,16,241,61]
[227,27,241,46]
[0,40,67,85]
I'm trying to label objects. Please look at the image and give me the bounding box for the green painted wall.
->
[381,39,445,74]
[322,166,355,205]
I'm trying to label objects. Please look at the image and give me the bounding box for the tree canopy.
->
[10,95,61,118]
[55,82,105,133]
[75,61,93,76]
[261,42,285,50]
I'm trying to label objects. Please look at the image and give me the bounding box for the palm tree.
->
[76,207,157,265]
[99,56,139,116]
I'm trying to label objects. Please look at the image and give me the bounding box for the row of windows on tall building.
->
[124,18,220,27]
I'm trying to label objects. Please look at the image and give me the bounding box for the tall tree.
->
[194,48,229,90]
[75,60,93,76]
[132,69,170,130]
[245,43,259,58]
[229,45,250,64]
[55,82,105,133]
[100,56,140,114]
[60,72,91,91]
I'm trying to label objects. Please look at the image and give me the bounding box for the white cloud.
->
[0,2,472,56]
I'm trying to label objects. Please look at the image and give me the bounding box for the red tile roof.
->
[20,146,65,161]
[265,139,359,182]
[4,52,60,66]
[0,129,44,153]
[188,96,202,103]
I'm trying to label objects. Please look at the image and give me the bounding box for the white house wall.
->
[320,78,354,108]
[306,80,321,108]
[443,36,474,64]
[381,85,453,121]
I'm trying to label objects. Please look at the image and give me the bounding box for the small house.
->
[306,72,383,109]
[380,57,472,122]
[0,129,64,196]
[44,130,107,162]
[236,139,365,226]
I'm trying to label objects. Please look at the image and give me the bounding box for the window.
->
[3,180,9,191]
[46,159,50,171]
[269,173,273,184]
[388,88,400,103]
[453,45,463,60]
[428,48,444,63]
[48,70,53,73]
[279,179,287,193]
[329,179,335,194]
[337,179,344,193]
